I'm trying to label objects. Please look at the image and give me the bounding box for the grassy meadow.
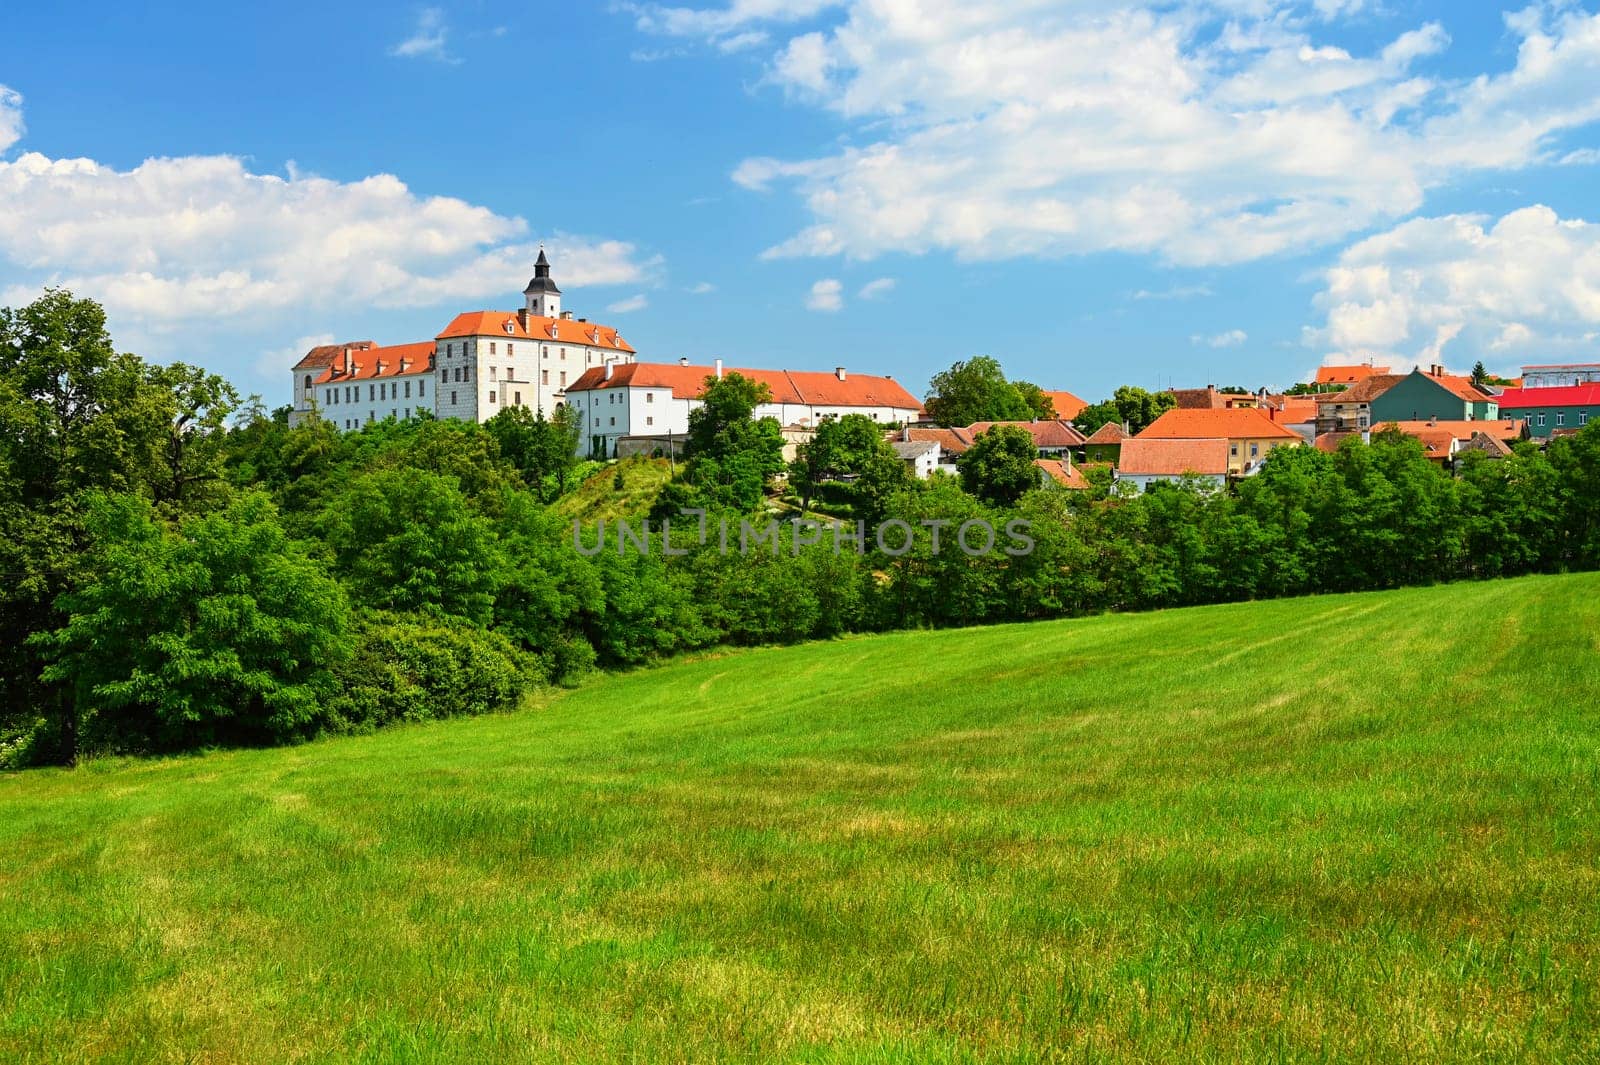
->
[2,573,1598,1063]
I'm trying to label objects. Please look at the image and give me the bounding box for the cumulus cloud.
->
[0,148,658,333]
[607,293,650,313]
[1305,205,1600,369]
[805,277,843,311]
[390,8,457,63]
[858,277,894,299]
[642,2,1600,266]
[1195,329,1248,348]
[0,84,21,154]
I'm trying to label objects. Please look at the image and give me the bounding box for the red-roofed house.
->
[566,360,924,458]
[1082,421,1129,463]
[1315,363,1391,386]
[1135,408,1303,474]
[1495,385,1600,438]
[1114,438,1229,494]
[1367,366,1499,424]
[966,419,1086,456]
[288,249,640,431]
[1042,390,1088,420]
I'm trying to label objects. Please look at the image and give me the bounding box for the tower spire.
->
[523,244,562,317]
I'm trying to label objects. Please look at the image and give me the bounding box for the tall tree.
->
[924,356,1031,427]
[680,372,785,513]
[958,425,1040,506]
[788,413,885,513]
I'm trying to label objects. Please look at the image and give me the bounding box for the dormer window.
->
[503,321,515,335]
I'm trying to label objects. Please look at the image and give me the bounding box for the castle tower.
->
[523,246,562,318]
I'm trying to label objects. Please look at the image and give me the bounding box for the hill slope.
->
[3,575,1599,1063]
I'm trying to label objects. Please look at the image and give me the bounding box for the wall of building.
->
[1524,367,1600,387]
[1504,404,1600,437]
[1369,375,1496,424]
[1114,472,1226,494]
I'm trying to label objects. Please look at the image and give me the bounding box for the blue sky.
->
[2,1,1599,405]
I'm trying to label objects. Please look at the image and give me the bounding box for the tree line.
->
[4,291,1598,767]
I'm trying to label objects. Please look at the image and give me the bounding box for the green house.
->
[1368,368,1498,424]
[1081,421,1128,463]
[1497,385,1600,438]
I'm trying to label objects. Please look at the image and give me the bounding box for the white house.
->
[565,359,925,459]
[1113,438,1229,494]
[892,439,942,479]
[290,249,636,430]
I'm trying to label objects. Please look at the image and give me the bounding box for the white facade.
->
[1523,364,1600,388]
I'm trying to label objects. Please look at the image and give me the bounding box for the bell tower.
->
[523,245,562,318]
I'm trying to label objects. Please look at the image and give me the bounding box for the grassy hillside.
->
[3,575,1599,1063]
[553,456,672,523]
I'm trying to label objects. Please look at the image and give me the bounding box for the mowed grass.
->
[3,576,1600,1063]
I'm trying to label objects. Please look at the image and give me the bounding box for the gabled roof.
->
[1496,384,1600,408]
[1314,431,1361,453]
[293,340,373,372]
[311,341,436,385]
[1372,419,1526,444]
[1274,399,1319,424]
[966,419,1086,448]
[1083,421,1129,445]
[901,426,975,455]
[1461,432,1514,457]
[1314,374,1405,404]
[1118,438,1230,477]
[1315,364,1391,385]
[1168,386,1228,409]
[1036,459,1090,488]
[1137,407,1303,441]
[1042,390,1088,420]
[892,440,941,461]
[565,362,923,411]
[1419,370,1497,404]
[437,311,635,353]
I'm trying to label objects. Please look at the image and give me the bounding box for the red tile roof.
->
[1273,399,1318,424]
[1314,431,1360,453]
[437,310,635,354]
[566,362,923,412]
[1137,407,1303,441]
[1315,364,1391,385]
[1118,438,1230,477]
[1495,384,1600,408]
[1042,390,1088,420]
[901,426,975,455]
[1422,371,1497,404]
[1168,386,1229,409]
[293,340,373,372]
[1083,421,1129,445]
[1373,419,1526,444]
[966,419,1086,448]
[1314,374,1405,405]
[311,341,436,384]
[1035,459,1090,488]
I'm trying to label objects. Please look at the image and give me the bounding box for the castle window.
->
[560,371,567,386]
[515,391,522,406]
[451,391,457,405]
[404,382,411,399]
[419,381,425,397]
[490,366,498,382]
[369,384,375,400]
[489,391,497,404]
[490,342,497,355]
[542,370,549,384]
[304,374,311,392]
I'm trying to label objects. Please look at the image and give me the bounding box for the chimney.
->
[902,425,911,442]
[578,317,588,323]
[835,366,847,381]
[604,362,615,381]
[561,310,574,320]
[342,347,353,376]
[518,308,529,330]
[1429,364,1443,377]
[678,356,689,366]
[715,358,724,380]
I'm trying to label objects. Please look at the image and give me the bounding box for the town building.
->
[1521,363,1600,388]
[965,420,1086,457]
[565,360,923,459]
[1367,367,1498,424]
[1314,363,1391,387]
[1081,421,1129,464]
[289,250,637,430]
[1372,419,1527,448]
[1495,385,1600,438]
[1114,438,1229,494]
[892,439,943,479]
[1135,407,1303,474]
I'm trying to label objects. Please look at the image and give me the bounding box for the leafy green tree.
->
[36,492,352,755]
[1071,399,1121,434]
[1113,386,1177,434]
[322,469,505,624]
[958,425,1040,506]
[486,405,582,501]
[1013,380,1055,419]
[789,413,888,513]
[680,372,784,513]
[924,356,1031,427]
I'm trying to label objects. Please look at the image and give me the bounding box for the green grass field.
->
[3,574,1599,1063]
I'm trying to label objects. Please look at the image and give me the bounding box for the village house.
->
[1135,407,1303,474]
[1372,419,1527,448]
[1368,366,1499,424]
[1314,374,1403,433]
[965,420,1086,457]
[1081,421,1129,464]
[1521,363,1600,388]
[566,359,923,459]
[290,250,637,431]
[1114,438,1229,494]
[1314,363,1391,388]
[892,439,942,479]
[1495,385,1600,438]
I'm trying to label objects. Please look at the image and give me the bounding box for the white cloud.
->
[0,148,657,333]
[0,84,22,154]
[254,333,334,380]
[1306,205,1600,369]
[645,3,1600,266]
[687,281,716,294]
[1132,283,1214,301]
[805,277,843,311]
[390,8,457,63]
[607,293,649,313]
[1194,328,1248,348]
[858,276,894,299]
[1559,147,1600,165]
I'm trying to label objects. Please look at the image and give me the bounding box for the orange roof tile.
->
[1315,364,1391,385]
[566,362,923,412]
[966,420,1086,448]
[1042,390,1088,419]
[436,310,635,354]
[1373,419,1526,444]
[293,340,373,371]
[1035,459,1090,488]
[1168,386,1229,409]
[1083,421,1129,445]
[901,426,975,454]
[1314,374,1405,404]
[1314,431,1360,453]
[311,341,436,384]
[1137,407,1303,441]
[1118,438,1230,477]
